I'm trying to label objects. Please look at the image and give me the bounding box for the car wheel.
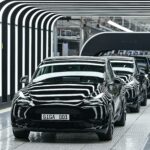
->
[115,100,126,126]
[13,127,30,139]
[141,91,147,106]
[130,101,140,113]
[97,106,114,141]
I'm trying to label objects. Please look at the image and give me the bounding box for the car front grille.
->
[26,106,95,121]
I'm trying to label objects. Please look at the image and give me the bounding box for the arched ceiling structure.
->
[6,0,150,16]
[80,32,150,56]
[0,0,63,102]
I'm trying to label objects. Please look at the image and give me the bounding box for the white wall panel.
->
[0,23,2,97]
[7,24,10,96]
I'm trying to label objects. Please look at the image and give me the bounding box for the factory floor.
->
[1,101,150,150]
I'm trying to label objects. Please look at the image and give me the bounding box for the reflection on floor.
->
[1,101,150,150]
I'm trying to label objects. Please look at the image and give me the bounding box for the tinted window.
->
[33,76,104,84]
[35,64,104,77]
[111,62,133,68]
[135,58,148,73]
[32,63,105,83]
[111,61,134,76]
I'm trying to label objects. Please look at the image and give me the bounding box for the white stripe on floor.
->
[0,107,11,114]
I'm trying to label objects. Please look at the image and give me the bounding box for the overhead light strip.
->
[18,1,150,3]
[107,20,133,32]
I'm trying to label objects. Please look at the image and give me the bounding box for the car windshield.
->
[135,58,148,73]
[110,60,134,76]
[32,62,105,84]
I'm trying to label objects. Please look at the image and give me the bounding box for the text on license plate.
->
[41,114,70,120]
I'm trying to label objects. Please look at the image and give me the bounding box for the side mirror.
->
[137,72,145,82]
[108,83,115,93]
[145,68,148,74]
[114,77,125,85]
[20,76,29,85]
[114,78,121,84]
[148,72,150,79]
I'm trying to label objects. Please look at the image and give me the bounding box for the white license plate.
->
[41,114,70,120]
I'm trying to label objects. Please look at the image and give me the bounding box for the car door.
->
[135,57,148,75]
[107,61,122,116]
[134,61,145,99]
[147,57,150,92]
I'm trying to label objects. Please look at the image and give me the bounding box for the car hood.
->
[23,82,106,105]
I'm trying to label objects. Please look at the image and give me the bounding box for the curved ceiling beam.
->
[40,13,54,62]
[14,1,150,16]
[46,14,62,57]
[0,1,18,97]
[34,10,51,68]
[0,0,63,100]
[80,32,150,56]
[7,3,29,93]
[35,11,48,64]
[28,9,44,72]
[14,5,34,92]
[22,7,38,79]
[51,15,63,56]
[40,13,54,61]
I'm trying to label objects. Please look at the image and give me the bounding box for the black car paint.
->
[134,56,150,96]
[11,57,126,139]
[104,57,147,111]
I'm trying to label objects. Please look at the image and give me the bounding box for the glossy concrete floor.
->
[1,102,150,150]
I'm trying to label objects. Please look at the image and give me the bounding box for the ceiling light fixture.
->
[107,20,133,32]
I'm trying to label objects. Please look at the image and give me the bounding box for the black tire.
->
[13,127,30,139]
[141,91,147,106]
[115,101,126,126]
[97,106,114,141]
[130,101,140,113]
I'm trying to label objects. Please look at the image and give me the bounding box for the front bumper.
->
[126,96,138,108]
[11,103,109,133]
[12,120,109,133]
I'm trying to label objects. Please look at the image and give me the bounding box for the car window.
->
[107,61,114,80]
[35,64,104,76]
[32,62,106,84]
[134,61,140,74]
[147,58,150,70]
[110,60,134,76]
[135,58,148,73]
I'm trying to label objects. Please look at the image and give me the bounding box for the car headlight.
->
[83,99,91,105]
[14,91,34,106]
[18,91,26,99]
[83,94,104,106]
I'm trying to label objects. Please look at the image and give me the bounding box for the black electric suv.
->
[11,56,126,141]
[105,56,148,112]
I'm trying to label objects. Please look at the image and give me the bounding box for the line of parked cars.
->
[11,55,150,141]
